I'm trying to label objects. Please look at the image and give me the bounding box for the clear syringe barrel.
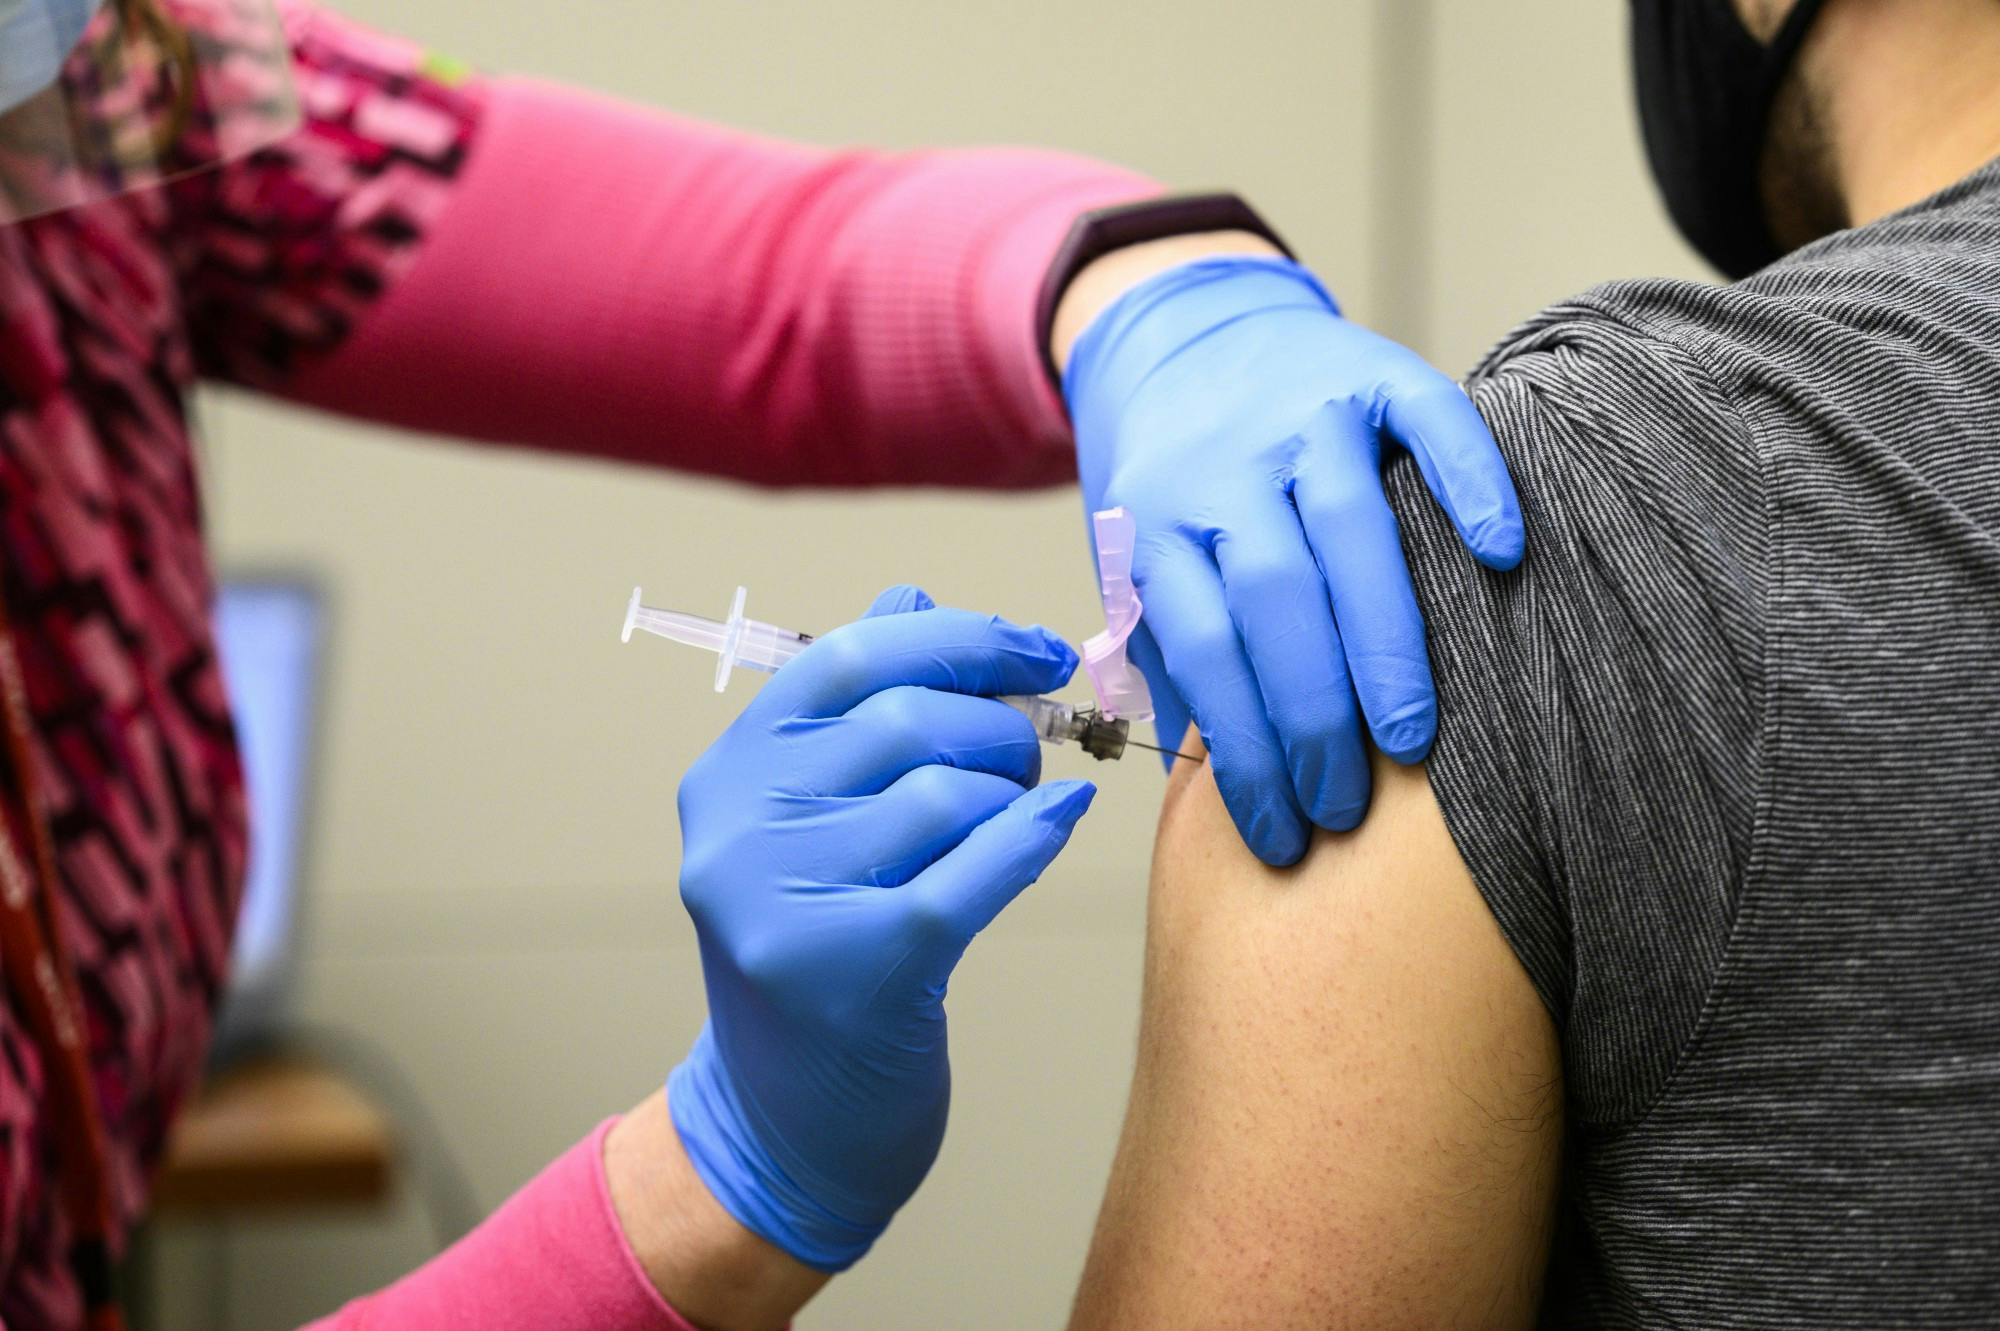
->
[729,620,812,673]
[623,586,1128,758]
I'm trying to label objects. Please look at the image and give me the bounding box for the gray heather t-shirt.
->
[1385,160,2000,1327]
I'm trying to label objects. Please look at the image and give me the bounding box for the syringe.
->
[620,586,1197,763]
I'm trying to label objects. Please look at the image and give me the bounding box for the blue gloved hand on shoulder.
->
[666,585,1096,1272]
[1064,254,1524,866]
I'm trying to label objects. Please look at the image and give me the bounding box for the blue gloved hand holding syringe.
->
[657,585,1097,1271]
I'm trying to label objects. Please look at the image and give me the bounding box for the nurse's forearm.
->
[606,1090,829,1331]
[299,1110,758,1331]
[1048,230,1285,375]
[265,63,1159,488]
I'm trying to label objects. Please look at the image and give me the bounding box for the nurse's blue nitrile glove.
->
[1064,255,1524,866]
[666,586,1097,1272]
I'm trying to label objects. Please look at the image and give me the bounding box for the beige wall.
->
[157,2,1707,1327]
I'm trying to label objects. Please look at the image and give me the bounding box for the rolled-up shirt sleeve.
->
[1382,286,1769,1128]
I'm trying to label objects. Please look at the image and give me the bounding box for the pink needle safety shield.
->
[1081,506,1154,721]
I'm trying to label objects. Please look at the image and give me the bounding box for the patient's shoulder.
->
[1380,284,1769,1128]
[1069,750,1561,1330]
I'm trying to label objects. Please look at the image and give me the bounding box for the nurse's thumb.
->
[863,585,937,618]
[911,780,1097,944]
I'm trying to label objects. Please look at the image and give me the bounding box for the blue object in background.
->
[210,578,326,1064]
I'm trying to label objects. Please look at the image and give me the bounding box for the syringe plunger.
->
[623,585,813,692]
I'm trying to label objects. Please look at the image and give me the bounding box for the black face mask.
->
[1629,0,1831,278]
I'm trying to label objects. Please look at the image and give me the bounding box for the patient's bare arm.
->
[1068,750,1563,1330]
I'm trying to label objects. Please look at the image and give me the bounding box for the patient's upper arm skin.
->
[1068,752,1563,1330]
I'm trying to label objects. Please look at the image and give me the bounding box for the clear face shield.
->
[0,0,300,225]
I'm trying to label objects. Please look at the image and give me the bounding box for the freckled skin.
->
[1066,747,1562,1330]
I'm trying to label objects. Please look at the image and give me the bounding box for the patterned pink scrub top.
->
[0,3,1154,1322]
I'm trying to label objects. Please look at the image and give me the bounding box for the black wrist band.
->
[1035,191,1294,392]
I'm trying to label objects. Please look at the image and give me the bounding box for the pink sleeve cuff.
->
[303,1118,702,1331]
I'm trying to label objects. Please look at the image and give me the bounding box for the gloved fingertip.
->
[1303,764,1372,832]
[1471,514,1527,572]
[1253,825,1311,869]
[1244,803,1310,868]
[1381,740,1433,767]
[1360,687,1440,763]
[1031,628,1080,679]
[1040,778,1098,826]
[1315,800,1369,835]
[1445,487,1525,570]
[863,584,934,618]
[1372,712,1437,766]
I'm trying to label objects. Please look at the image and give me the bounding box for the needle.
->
[1125,736,1207,763]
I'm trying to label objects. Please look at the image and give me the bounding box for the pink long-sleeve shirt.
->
[0,3,1155,1324]
[303,1121,701,1331]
